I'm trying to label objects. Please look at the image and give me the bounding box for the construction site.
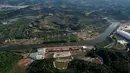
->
[25,45,104,69]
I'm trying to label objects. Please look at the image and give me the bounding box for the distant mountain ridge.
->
[0,0,130,5]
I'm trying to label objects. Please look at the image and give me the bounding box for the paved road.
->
[0,18,120,51]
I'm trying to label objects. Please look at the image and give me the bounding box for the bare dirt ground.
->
[5,38,44,45]
[9,65,27,73]
[76,29,99,40]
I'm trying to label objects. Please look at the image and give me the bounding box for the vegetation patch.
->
[0,51,22,73]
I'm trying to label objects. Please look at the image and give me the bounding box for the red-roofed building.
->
[17,58,34,67]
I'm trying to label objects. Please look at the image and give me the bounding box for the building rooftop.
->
[116,30,130,41]
[17,58,34,67]
[53,52,71,58]
[117,40,128,45]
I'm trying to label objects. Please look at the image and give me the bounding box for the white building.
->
[117,40,128,45]
[29,48,45,60]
